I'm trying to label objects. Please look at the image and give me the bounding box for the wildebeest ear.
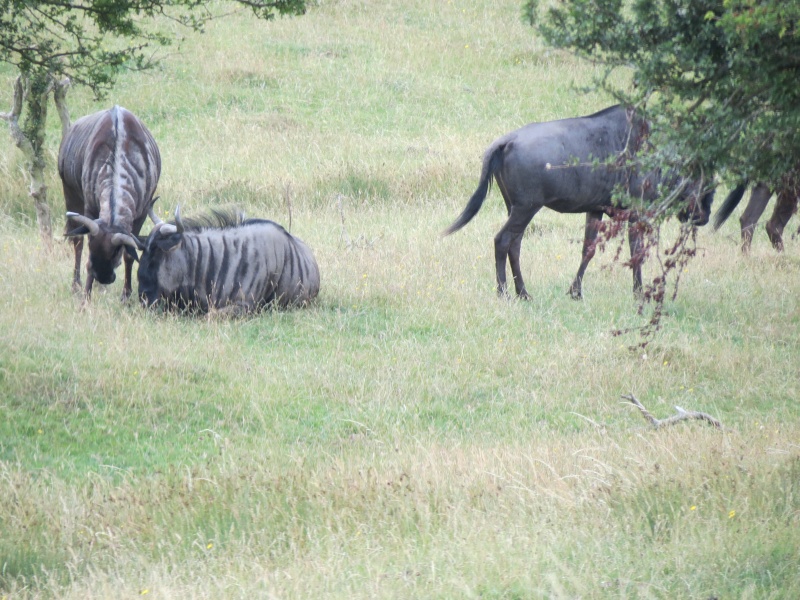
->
[65,226,90,237]
[123,245,140,262]
[155,236,182,252]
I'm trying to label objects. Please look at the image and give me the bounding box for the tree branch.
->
[0,76,36,159]
[52,76,71,137]
[621,394,723,430]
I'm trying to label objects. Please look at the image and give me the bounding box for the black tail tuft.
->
[442,144,505,236]
[713,182,748,231]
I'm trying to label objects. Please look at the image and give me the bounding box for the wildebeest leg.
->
[765,188,798,252]
[569,210,603,300]
[121,253,134,301]
[507,234,531,299]
[494,205,539,298]
[83,270,95,299]
[628,213,644,298]
[70,236,84,294]
[739,183,771,253]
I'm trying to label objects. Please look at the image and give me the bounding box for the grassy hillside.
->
[1,1,799,598]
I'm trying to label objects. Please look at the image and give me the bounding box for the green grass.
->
[1,0,800,598]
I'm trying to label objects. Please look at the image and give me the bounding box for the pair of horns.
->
[66,212,141,251]
[152,204,184,236]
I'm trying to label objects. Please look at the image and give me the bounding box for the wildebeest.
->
[443,105,713,299]
[713,180,798,252]
[59,105,161,300]
[138,207,320,314]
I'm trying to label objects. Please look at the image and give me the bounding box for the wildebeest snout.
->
[678,189,714,226]
[90,264,117,285]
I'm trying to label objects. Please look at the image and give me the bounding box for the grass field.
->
[1,1,799,598]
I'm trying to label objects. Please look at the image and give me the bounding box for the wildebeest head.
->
[137,206,187,307]
[677,187,715,226]
[65,212,142,284]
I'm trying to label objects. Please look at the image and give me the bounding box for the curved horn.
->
[174,204,184,234]
[148,204,163,226]
[66,212,100,236]
[111,232,143,251]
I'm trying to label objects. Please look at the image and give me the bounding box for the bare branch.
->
[621,394,723,430]
[0,76,36,159]
[337,194,352,247]
[283,181,293,233]
[52,77,71,137]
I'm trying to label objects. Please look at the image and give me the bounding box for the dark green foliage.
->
[527,0,800,187]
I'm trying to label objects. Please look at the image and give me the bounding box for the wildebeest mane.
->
[586,104,622,119]
[171,208,247,231]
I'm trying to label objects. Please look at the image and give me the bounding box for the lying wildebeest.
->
[60,105,161,300]
[138,207,320,314]
[443,105,713,299]
[713,179,798,252]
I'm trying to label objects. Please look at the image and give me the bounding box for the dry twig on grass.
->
[337,194,352,247]
[621,394,723,430]
[283,181,293,233]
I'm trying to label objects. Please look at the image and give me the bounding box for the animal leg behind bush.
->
[765,188,798,252]
[739,183,771,253]
[627,215,644,299]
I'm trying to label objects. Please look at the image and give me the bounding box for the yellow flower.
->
[690,505,696,511]
[140,590,149,596]
[207,542,213,549]
[728,510,736,519]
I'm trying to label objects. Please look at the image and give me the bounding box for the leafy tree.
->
[526,0,800,190]
[525,0,800,341]
[0,0,306,242]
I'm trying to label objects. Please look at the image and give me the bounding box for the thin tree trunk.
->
[23,72,54,245]
[1,73,70,247]
[53,77,71,137]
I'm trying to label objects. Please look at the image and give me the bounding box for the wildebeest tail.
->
[713,182,748,231]
[442,143,505,236]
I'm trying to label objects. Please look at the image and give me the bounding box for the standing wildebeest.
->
[443,105,713,299]
[60,106,161,300]
[713,179,798,252]
[138,207,320,314]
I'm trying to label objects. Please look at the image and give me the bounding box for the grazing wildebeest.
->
[138,207,320,314]
[443,105,713,299]
[713,180,798,252]
[60,106,161,300]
